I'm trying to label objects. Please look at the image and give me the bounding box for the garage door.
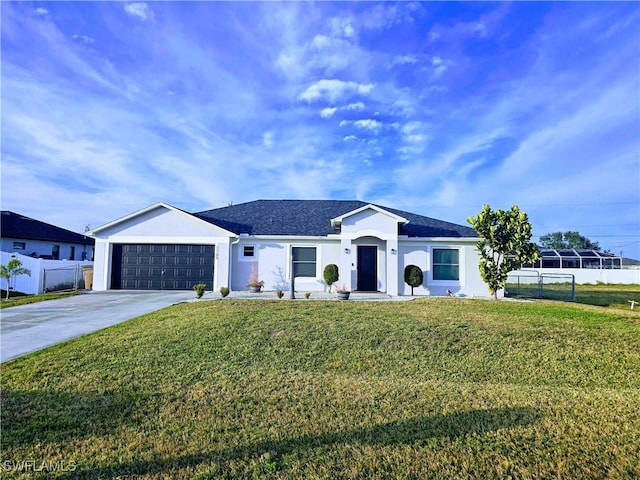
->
[111,244,214,290]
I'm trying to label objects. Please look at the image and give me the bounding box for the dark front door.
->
[111,244,214,290]
[357,246,378,291]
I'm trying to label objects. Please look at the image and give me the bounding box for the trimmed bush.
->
[404,265,423,296]
[323,264,339,292]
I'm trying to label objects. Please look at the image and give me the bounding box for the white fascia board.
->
[331,204,409,227]
[89,202,237,237]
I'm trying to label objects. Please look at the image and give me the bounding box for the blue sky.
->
[2,1,639,258]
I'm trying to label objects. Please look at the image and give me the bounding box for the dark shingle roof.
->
[1,211,94,245]
[195,200,477,238]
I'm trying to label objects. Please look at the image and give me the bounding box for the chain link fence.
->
[42,265,86,293]
[506,271,576,302]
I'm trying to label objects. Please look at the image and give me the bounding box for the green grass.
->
[506,282,640,309]
[576,283,640,308]
[2,299,639,479]
[0,290,79,309]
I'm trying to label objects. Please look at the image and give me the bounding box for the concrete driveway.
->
[1,291,196,363]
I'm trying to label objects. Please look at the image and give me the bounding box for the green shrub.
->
[404,265,423,296]
[323,264,339,292]
[219,286,230,298]
[193,283,207,299]
[276,290,284,299]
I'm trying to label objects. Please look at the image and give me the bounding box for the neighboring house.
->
[89,200,489,297]
[1,211,94,260]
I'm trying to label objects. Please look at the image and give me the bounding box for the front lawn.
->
[2,299,639,479]
[0,290,79,309]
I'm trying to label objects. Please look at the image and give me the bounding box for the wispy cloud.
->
[299,79,374,103]
[124,3,153,21]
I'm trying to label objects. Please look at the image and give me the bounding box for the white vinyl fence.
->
[1,251,93,295]
[513,268,640,285]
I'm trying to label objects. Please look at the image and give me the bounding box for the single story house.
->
[1,211,94,261]
[89,200,490,297]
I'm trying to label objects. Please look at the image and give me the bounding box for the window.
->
[52,245,60,260]
[433,249,459,281]
[70,246,76,260]
[13,241,26,250]
[292,247,317,277]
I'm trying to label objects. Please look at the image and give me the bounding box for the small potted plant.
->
[336,284,350,300]
[247,263,264,293]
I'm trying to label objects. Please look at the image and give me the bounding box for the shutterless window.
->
[292,247,316,277]
[433,249,459,281]
[242,245,255,258]
[13,241,26,250]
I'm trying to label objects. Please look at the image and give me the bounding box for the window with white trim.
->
[13,241,26,250]
[292,247,317,278]
[433,249,459,281]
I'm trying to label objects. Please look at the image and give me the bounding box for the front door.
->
[357,246,378,291]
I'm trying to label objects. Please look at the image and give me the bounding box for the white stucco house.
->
[89,200,490,297]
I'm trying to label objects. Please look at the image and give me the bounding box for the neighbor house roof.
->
[195,200,477,238]
[1,211,94,245]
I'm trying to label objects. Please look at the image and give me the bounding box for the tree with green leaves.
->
[467,205,540,300]
[323,264,339,292]
[404,265,423,296]
[539,231,600,250]
[1,258,31,300]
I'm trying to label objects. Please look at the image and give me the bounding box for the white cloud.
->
[431,56,450,76]
[124,3,153,20]
[345,102,365,111]
[343,135,359,141]
[343,24,355,38]
[330,16,356,38]
[299,79,374,103]
[392,54,418,65]
[475,23,488,37]
[263,131,275,148]
[72,34,94,44]
[339,118,383,131]
[320,107,337,118]
[311,34,331,49]
[35,7,48,16]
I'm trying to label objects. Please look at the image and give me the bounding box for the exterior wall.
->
[398,241,489,297]
[230,238,341,292]
[91,206,234,291]
[1,237,93,261]
[0,251,92,294]
[341,209,399,236]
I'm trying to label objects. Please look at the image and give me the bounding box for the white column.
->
[340,238,353,291]
[214,239,231,291]
[386,238,399,295]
